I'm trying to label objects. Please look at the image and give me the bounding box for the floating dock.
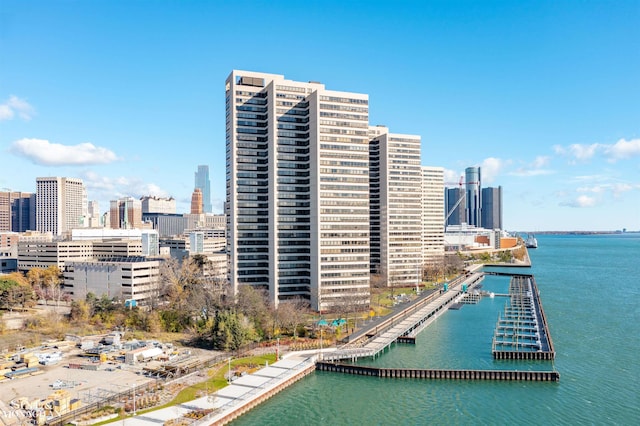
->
[491,274,555,360]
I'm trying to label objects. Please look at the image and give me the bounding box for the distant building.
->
[36,177,87,236]
[189,231,204,254]
[64,257,161,304]
[422,166,445,265]
[190,189,203,214]
[109,197,142,229]
[465,167,481,227]
[195,165,213,213]
[140,196,176,214]
[0,191,36,232]
[141,213,187,237]
[445,187,466,227]
[481,186,503,230]
[87,201,101,228]
[17,238,144,273]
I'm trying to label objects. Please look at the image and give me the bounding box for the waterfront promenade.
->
[322,271,485,361]
[117,351,329,426]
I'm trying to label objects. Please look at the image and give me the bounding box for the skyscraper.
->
[369,126,423,288]
[481,186,503,230]
[36,177,87,236]
[195,165,212,213]
[226,70,370,311]
[190,188,203,214]
[465,166,481,227]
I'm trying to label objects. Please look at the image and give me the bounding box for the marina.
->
[491,274,555,360]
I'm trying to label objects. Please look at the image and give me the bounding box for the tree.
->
[0,273,35,311]
[211,309,257,351]
[276,298,309,339]
[370,271,387,309]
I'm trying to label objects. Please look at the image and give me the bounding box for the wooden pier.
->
[316,362,559,382]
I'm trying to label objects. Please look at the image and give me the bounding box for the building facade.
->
[421,166,445,265]
[64,257,161,304]
[109,197,143,229]
[0,191,36,232]
[481,186,503,230]
[445,187,466,227]
[226,70,370,311]
[369,126,423,288]
[190,189,203,214]
[141,196,176,214]
[36,177,87,236]
[195,165,213,213]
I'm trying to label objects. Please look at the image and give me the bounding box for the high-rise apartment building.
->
[36,177,87,236]
[421,166,445,265]
[465,166,481,227]
[481,186,503,230]
[195,165,212,213]
[226,70,370,311]
[190,188,203,214]
[0,191,36,232]
[369,126,423,287]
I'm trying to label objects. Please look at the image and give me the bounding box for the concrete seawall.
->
[209,360,317,425]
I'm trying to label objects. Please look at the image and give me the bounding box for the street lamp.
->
[132,383,136,416]
[228,357,232,384]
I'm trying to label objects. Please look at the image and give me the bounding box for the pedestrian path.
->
[120,351,328,426]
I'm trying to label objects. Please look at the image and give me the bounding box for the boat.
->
[525,234,538,249]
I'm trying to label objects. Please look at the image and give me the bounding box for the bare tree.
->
[277,298,309,338]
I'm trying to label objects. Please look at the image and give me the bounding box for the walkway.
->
[118,352,326,426]
[323,272,484,361]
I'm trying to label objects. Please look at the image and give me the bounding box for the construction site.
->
[0,332,221,426]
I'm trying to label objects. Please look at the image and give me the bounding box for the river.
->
[231,233,640,425]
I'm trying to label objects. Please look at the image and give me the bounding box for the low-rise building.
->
[64,256,161,304]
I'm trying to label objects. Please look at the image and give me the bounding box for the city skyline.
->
[1,1,638,231]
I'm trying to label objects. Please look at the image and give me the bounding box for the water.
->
[232,234,640,425]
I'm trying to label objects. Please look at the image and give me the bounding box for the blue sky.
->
[1,0,638,232]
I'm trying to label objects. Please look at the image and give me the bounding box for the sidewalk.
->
[120,350,333,426]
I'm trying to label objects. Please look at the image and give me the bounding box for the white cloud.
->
[10,138,118,166]
[511,156,554,177]
[443,168,463,186]
[604,138,640,161]
[554,138,640,164]
[81,171,170,200]
[577,182,637,197]
[532,156,550,168]
[480,157,506,183]
[0,95,35,121]
[560,195,598,208]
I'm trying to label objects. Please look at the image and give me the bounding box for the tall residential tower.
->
[369,126,423,288]
[226,70,370,311]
